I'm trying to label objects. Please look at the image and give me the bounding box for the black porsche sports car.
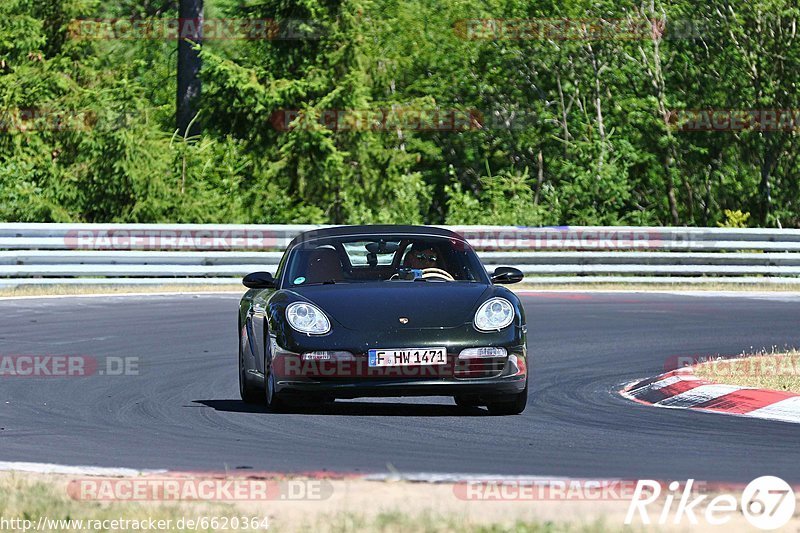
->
[238,225,528,415]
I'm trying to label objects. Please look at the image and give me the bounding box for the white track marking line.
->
[516,289,800,300]
[4,289,800,302]
[363,472,626,484]
[0,291,242,301]
[0,461,165,477]
[0,464,633,484]
[656,384,746,407]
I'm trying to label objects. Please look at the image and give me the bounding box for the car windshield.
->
[282,235,488,286]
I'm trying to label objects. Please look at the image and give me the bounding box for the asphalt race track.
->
[1,291,799,482]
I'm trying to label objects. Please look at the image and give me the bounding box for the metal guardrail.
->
[1,224,800,286]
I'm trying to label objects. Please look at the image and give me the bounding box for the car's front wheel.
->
[239,328,263,404]
[486,383,528,415]
[264,356,289,412]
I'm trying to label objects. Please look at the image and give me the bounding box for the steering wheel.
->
[420,268,455,281]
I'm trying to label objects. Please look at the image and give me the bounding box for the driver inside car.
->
[398,244,458,282]
[403,245,442,270]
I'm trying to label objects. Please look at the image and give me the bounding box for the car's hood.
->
[287,282,491,330]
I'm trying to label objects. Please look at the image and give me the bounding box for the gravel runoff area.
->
[2,471,793,533]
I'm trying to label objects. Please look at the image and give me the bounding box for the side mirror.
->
[491,266,524,285]
[243,272,277,289]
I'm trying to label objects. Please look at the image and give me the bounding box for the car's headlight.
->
[286,302,331,335]
[474,297,514,332]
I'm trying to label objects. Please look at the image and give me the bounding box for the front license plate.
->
[368,347,447,367]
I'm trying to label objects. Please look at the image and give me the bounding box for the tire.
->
[239,328,263,404]
[453,395,482,408]
[486,383,528,416]
[264,358,288,412]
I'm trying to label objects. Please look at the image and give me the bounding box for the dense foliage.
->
[1,0,799,227]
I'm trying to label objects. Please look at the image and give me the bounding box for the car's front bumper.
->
[267,321,528,400]
[276,372,527,400]
[270,341,527,401]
